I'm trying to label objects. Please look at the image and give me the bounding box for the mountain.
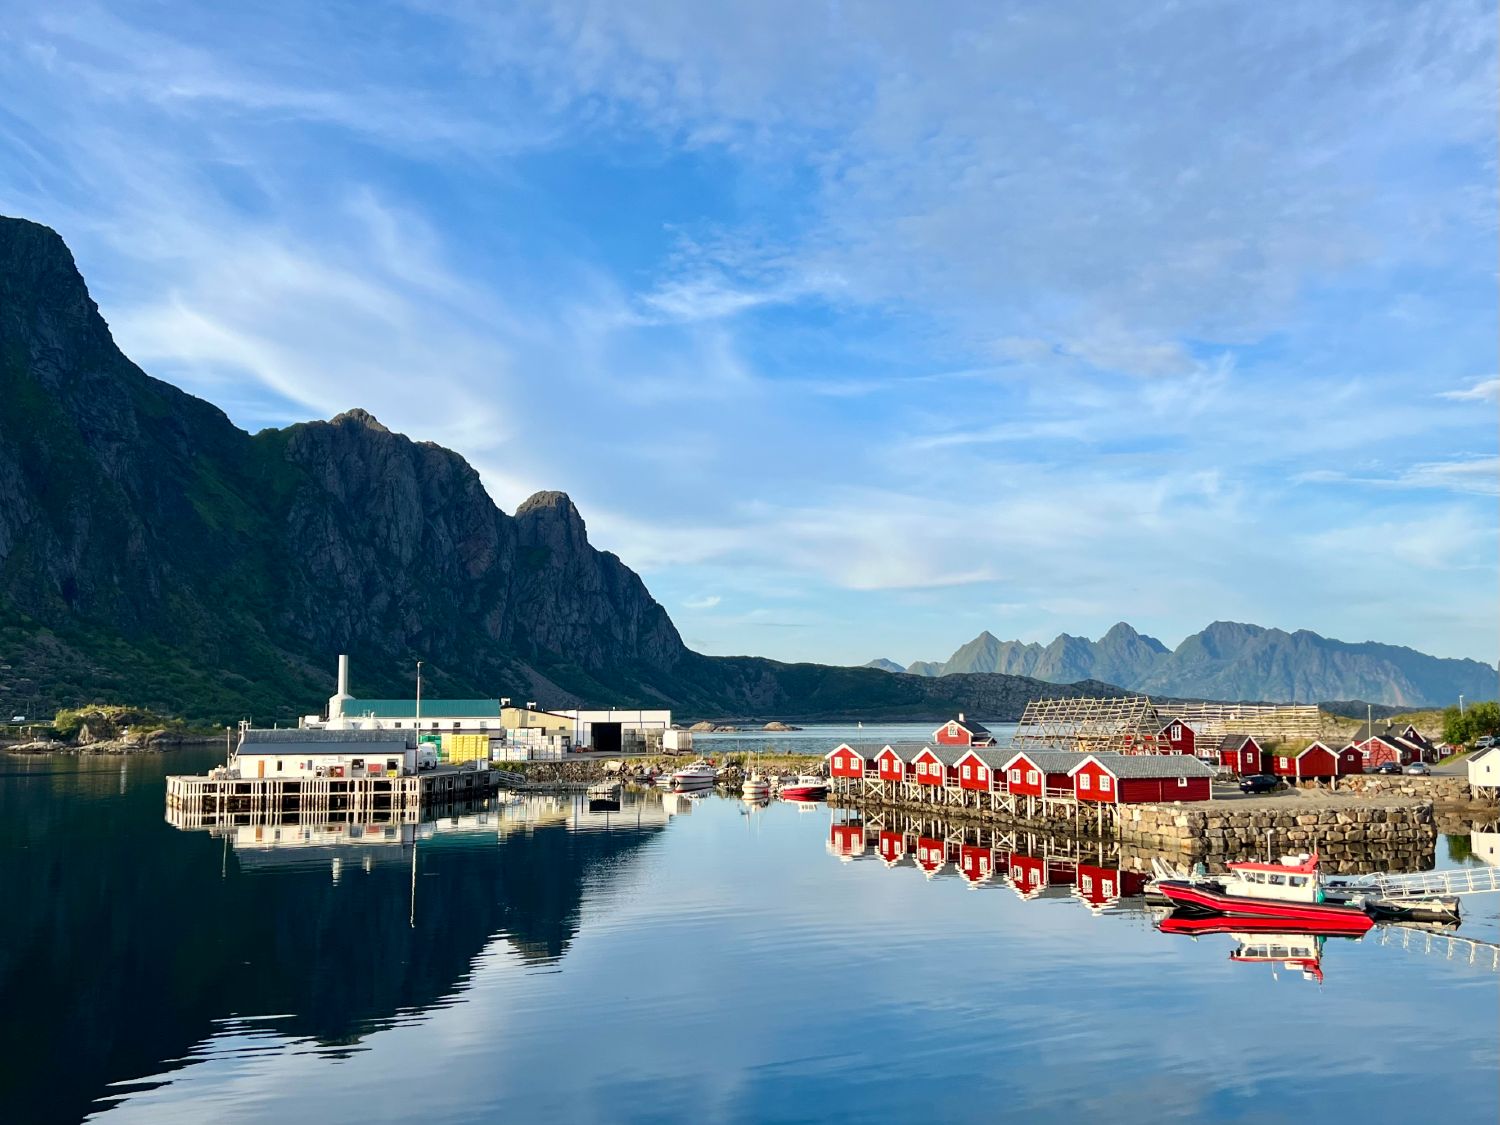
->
[862,658,906,674]
[879,620,1496,708]
[0,216,1121,724]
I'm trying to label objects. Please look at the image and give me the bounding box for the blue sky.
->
[1,1,1495,666]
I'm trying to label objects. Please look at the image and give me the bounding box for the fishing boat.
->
[779,775,828,801]
[1154,853,1373,932]
[742,774,771,799]
[669,759,719,790]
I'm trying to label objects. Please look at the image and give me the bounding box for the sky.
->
[0,1,1495,667]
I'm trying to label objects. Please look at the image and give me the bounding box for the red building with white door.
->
[1216,734,1267,775]
[953,748,1010,792]
[1271,741,1362,781]
[933,715,996,748]
[1000,750,1080,797]
[1154,717,1197,756]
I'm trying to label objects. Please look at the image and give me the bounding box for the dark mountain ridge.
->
[0,216,1120,724]
[883,621,1496,708]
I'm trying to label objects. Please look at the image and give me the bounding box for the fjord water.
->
[3,740,1496,1125]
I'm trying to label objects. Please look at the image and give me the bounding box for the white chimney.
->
[328,653,354,723]
[338,654,350,698]
[958,712,965,723]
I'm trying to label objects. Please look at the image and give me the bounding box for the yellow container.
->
[444,733,491,764]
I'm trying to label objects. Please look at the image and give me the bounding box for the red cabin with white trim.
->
[1155,717,1197,756]
[1000,750,1079,797]
[933,714,996,748]
[825,743,873,779]
[1069,752,1214,804]
[910,746,962,786]
[1074,865,1149,909]
[1272,741,1362,780]
[874,745,909,783]
[953,748,1008,792]
[1353,734,1422,770]
[1009,853,1046,897]
[1217,734,1266,775]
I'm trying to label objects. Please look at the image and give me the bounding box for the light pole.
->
[1459,694,1465,716]
[415,661,424,726]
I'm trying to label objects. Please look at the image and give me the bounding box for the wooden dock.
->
[165,766,504,821]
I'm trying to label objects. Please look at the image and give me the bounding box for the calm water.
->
[3,737,1497,1124]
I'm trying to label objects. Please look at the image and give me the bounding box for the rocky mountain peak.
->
[330,408,391,433]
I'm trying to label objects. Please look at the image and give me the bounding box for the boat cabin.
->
[1230,934,1324,983]
[1001,750,1080,797]
[933,714,996,748]
[1068,752,1214,804]
[1223,855,1322,903]
[1216,734,1267,775]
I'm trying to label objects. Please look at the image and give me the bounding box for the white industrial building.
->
[233,728,420,780]
[303,655,671,755]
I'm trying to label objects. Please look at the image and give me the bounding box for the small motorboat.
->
[670,759,719,790]
[778,774,828,801]
[742,773,771,799]
[1155,853,1373,933]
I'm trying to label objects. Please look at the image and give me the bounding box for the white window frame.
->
[1027,769,1039,785]
[1079,774,1090,790]
[1009,768,1021,783]
[1099,775,1112,792]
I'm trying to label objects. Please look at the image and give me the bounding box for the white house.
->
[234,728,419,780]
[1467,746,1499,793]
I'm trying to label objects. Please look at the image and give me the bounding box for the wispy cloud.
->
[1439,377,1499,402]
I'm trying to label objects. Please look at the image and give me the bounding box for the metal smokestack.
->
[338,654,350,698]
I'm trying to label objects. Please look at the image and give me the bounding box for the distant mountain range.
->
[866,622,1497,709]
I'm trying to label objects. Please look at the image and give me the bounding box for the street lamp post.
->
[416,661,424,726]
[1459,694,1465,716]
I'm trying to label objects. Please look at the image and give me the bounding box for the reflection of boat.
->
[779,775,827,801]
[1155,853,1373,933]
[1157,918,1336,982]
[587,780,621,800]
[670,760,719,790]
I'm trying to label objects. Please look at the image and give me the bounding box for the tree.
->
[1443,701,1500,746]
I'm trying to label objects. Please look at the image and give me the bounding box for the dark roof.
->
[1216,734,1257,751]
[913,744,969,767]
[1003,749,1086,773]
[954,748,1013,770]
[1156,716,1190,732]
[874,741,934,762]
[937,717,993,738]
[239,729,414,752]
[1072,753,1215,779]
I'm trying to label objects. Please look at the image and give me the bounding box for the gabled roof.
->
[1067,752,1215,779]
[1465,746,1496,764]
[344,698,501,719]
[953,747,1012,770]
[1284,741,1348,758]
[912,744,968,766]
[1002,749,1085,773]
[1216,734,1259,751]
[1156,717,1192,733]
[874,741,930,762]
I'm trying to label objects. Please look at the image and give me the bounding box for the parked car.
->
[1476,735,1497,751]
[1238,774,1280,794]
[1373,762,1402,775]
[1404,763,1431,776]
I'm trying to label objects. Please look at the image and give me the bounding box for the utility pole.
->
[1367,704,1373,746]
[415,660,424,726]
[1459,694,1465,716]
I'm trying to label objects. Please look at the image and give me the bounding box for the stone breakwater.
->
[1116,800,1437,864]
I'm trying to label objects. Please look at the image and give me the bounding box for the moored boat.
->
[779,774,828,801]
[670,759,719,789]
[1155,853,1373,933]
[742,774,771,799]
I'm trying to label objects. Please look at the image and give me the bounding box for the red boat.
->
[1154,852,1373,933]
[779,775,828,801]
[1158,915,1367,938]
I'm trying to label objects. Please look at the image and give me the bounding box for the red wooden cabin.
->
[1271,741,1362,780]
[1155,717,1197,756]
[1216,734,1266,775]
[825,743,871,779]
[933,714,996,748]
[953,748,1010,792]
[910,746,963,786]
[1000,750,1079,797]
[1353,733,1422,770]
[1069,752,1214,804]
[874,745,909,783]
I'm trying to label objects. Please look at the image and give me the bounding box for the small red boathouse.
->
[933,715,996,748]
[1069,753,1214,804]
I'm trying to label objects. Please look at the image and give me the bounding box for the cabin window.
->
[276,759,283,772]
[1027,770,1039,785]
[1103,879,1115,896]
[962,764,971,779]
[1079,774,1090,790]
[1176,777,1188,788]
[1289,876,1307,887]
[1269,874,1286,886]
[1099,775,1112,792]
[1172,724,1182,739]
[1009,768,1021,783]
[1081,874,1093,892]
